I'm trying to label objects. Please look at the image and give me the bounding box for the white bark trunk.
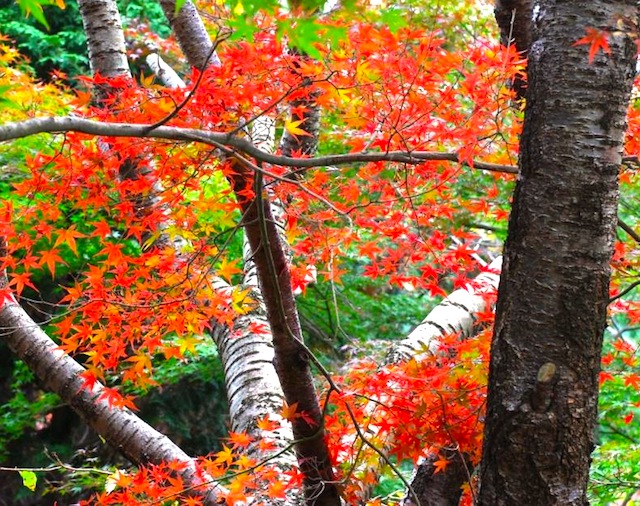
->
[146,53,186,88]
[388,256,502,363]
[144,30,297,467]
[358,257,503,503]
[158,0,220,69]
[77,0,129,78]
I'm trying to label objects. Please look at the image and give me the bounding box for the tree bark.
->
[395,259,500,505]
[209,120,297,474]
[479,2,638,505]
[402,449,471,506]
[142,20,299,490]
[77,0,129,79]
[157,0,219,69]
[0,300,220,503]
[229,169,341,505]
[389,257,501,363]
[0,1,222,502]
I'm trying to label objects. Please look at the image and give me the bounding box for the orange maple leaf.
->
[268,480,288,499]
[228,431,253,448]
[54,225,85,255]
[256,415,280,432]
[280,401,299,421]
[433,455,450,473]
[217,258,242,282]
[78,370,101,393]
[98,387,138,410]
[8,271,37,295]
[39,248,65,277]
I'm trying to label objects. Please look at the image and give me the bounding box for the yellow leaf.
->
[231,286,255,314]
[284,118,311,138]
[177,335,201,355]
[19,470,37,491]
[217,258,242,282]
[139,71,155,88]
[214,445,234,466]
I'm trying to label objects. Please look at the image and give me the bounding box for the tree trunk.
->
[0,1,222,501]
[158,0,219,69]
[479,2,638,504]
[396,258,501,505]
[402,449,471,506]
[77,0,129,79]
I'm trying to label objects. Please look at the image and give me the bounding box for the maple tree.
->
[1,0,640,505]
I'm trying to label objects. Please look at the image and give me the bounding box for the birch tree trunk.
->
[77,0,129,79]
[398,258,501,506]
[479,2,638,504]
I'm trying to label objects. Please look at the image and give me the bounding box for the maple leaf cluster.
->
[0,13,523,389]
[324,323,493,504]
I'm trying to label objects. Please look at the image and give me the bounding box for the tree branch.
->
[0,116,518,174]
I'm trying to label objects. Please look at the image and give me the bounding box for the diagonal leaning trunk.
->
[479,2,638,504]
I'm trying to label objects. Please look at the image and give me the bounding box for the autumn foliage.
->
[1,2,640,504]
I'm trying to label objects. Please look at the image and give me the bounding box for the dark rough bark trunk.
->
[229,169,340,505]
[494,0,532,99]
[402,450,471,506]
[479,2,638,505]
[280,49,321,180]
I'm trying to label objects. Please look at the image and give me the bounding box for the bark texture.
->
[390,259,500,505]
[77,0,129,79]
[388,257,501,363]
[479,2,638,504]
[158,0,219,69]
[280,48,321,180]
[158,7,340,501]
[402,449,471,506]
[210,119,296,466]
[230,171,340,505]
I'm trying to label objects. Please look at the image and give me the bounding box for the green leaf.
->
[19,470,37,491]
[15,0,50,29]
[0,85,14,104]
[173,0,186,15]
[228,17,260,42]
[277,18,346,60]
[380,8,406,34]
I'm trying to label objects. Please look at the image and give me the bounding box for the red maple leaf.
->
[573,27,611,63]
